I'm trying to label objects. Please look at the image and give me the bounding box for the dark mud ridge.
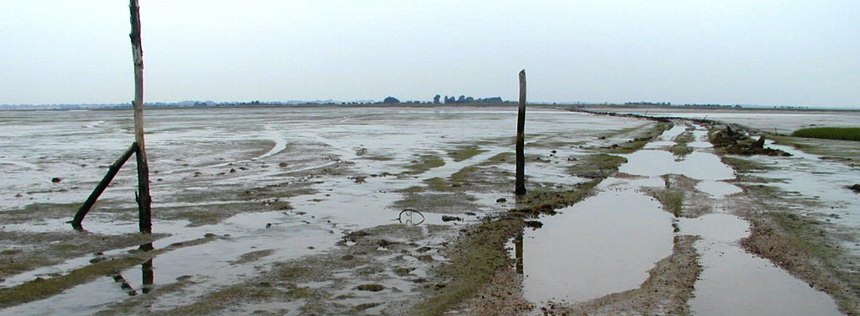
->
[710,125,790,156]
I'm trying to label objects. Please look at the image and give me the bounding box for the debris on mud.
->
[524,220,543,229]
[847,184,860,193]
[356,284,385,292]
[441,215,463,222]
[710,125,790,156]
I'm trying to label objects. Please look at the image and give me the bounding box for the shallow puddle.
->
[696,180,742,199]
[523,123,844,314]
[679,213,748,242]
[619,150,735,181]
[690,240,841,316]
[521,186,674,304]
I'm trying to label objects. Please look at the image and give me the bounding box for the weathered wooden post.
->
[515,70,527,195]
[130,0,152,233]
[69,0,153,232]
[71,143,138,229]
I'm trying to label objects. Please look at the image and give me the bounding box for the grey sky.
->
[1,1,858,107]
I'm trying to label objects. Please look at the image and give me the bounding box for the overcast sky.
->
[1,1,858,107]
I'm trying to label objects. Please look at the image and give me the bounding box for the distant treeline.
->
[381,95,505,104]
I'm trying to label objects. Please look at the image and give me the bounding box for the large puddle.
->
[521,186,674,303]
[521,121,842,314]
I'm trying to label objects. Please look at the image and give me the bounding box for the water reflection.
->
[111,243,155,296]
[514,232,524,275]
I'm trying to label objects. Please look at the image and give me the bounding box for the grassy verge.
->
[567,154,627,179]
[791,127,860,141]
[607,122,673,154]
[670,131,694,157]
[411,218,525,315]
[404,154,445,175]
[658,190,684,217]
[447,145,487,162]
[720,156,773,173]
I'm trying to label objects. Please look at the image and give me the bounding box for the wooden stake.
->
[71,143,137,229]
[515,70,527,195]
[130,0,152,233]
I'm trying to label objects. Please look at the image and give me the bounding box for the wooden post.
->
[130,0,152,233]
[71,143,138,229]
[515,70,527,195]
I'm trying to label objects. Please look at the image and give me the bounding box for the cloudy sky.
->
[1,1,858,107]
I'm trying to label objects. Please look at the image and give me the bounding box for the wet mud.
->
[2,106,858,315]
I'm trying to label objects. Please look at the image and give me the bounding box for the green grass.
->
[607,122,673,154]
[791,127,860,141]
[447,146,486,162]
[670,132,694,157]
[567,154,627,179]
[411,218,524,316]
[659,190,684,217]
[404,154,445,175]
[721,156,772,173]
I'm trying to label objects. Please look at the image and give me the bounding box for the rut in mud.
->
[520,121,842,315]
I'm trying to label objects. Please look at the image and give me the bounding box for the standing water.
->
[522,122,841,314]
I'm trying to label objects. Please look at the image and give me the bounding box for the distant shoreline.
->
[1,102,858,113]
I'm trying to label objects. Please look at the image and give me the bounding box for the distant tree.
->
[383,96,400,104]
[466,96,474,103]
[445,96,455,104]
[457,95,466,103]
[433,95,441,104]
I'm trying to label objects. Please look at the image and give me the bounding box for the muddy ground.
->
[1,105,858,315]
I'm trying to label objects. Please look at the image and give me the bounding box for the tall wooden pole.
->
[130,0,152,233]
[515,70,527,195]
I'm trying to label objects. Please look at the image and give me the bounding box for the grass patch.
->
[670,131,694,157]
[607,122,673,154]
[447,146,486,162]
[509,179,604,219]
[422,166,482,192]
[721,156,772,173]
[404,154,445,175]
[567,154,627,179]
[791,127,860,141]
[658,190,684,217]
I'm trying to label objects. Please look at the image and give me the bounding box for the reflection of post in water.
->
[140,242,154,294]
[142,259,153,294]
[515,232,524,275]
[112,273,137,296]
[111,243,155,295]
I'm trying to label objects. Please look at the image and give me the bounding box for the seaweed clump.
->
[710,125,790,156]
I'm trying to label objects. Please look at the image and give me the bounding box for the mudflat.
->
[0,105,857,315]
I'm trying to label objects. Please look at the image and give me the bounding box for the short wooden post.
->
[130,0,152,233]
[71,143,138,229]
[515,70,527,195]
